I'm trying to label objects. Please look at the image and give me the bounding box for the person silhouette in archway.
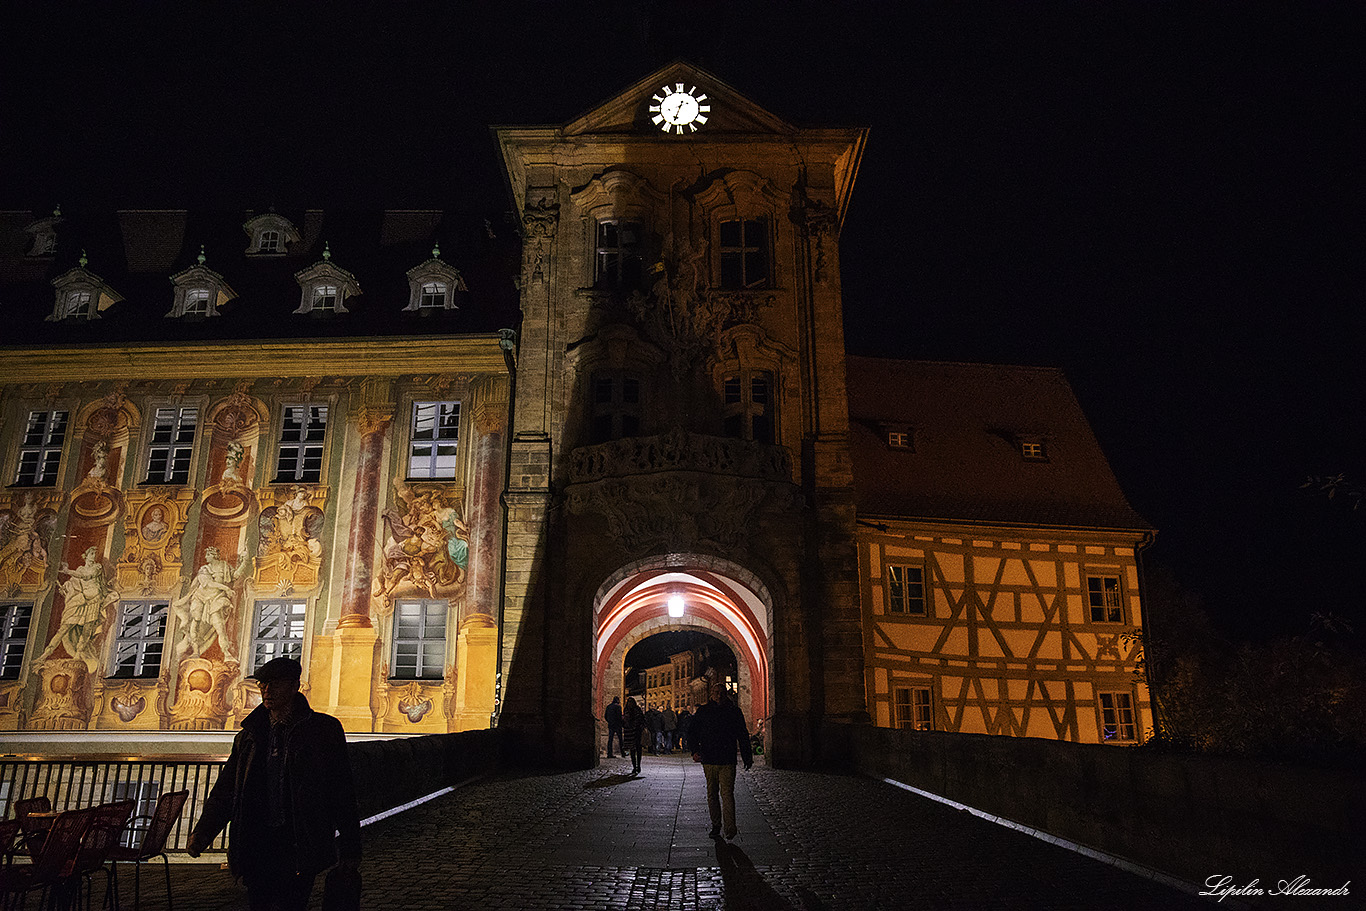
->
[689,680,753,840]
[622,697,645,774]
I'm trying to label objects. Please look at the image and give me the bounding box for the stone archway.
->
[592,554,772,744]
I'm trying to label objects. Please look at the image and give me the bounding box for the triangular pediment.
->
[564,60,794,137]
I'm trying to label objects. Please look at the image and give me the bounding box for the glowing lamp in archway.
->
[668,595,685,618]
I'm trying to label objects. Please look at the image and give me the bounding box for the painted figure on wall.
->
[173,546,248,663]
[221,441,246,486]
[374,483,469,601]
[140,506,170,543]
[0,493,56,586]
[38,547,119,671]
[258,487,324,588]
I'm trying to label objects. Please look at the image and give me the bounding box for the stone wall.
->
[826,722,1362,891]
[348,730,501,820]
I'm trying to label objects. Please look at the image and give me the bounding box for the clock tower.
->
[495,61,869,766]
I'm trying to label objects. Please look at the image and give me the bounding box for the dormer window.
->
[47,256,123,321]
[60,289,92,318]
[294,246,359,315]
[243,213,300,256]
[405,245,467,312]
[420,282,446,309]
[24,209,62,258]
[167,250,236,319]
[183,289,211,316]
[312,285,339,312]
[1019,437,1048,461]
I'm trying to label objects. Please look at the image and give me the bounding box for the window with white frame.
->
[311,285,339,312]
[590,372,642,443]
[0,603,33,680]
[392,599,446,680]
[258,230,281,253]
[110,600,168,678]
[419,282,447,309]
[718,217,769,289]
[182,289,212,316]
[60,289,92,319]
[1087,574,1123,623]
[894,686,933,730]
[1098,690,1137,742]
[595,219,645,291]
[14,410,68,487]
[144,407,198,484]
[251,599,306,672]
[887,564,926,615]
[274,405,327,484]
[111,781,160,847]
[407,402,460,479]
[721,370,774,443]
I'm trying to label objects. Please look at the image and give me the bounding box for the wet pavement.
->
[136,752,1215,909]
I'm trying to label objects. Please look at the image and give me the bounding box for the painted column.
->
[318,381,392,731]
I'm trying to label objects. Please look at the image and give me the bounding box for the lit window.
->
[0,603,33,680]
[183,289,212,316]
[1021,439,1047,461]
[887,565,926,616]
[719,218,769,289]
[887,430,911,449]
[311,285,339,312]
[408,402,460,479]
[1087,575,1123,623]
[392,599,446,680]
[145,407,198,484]
[60,289,92,319]
[595,220,644,291]
[251,599,306,672]
[894,686,933,730]
[274,405,327,483]
[1098,691,1137,742]
[15,410,68,487]
[419,282,447,309]
[721,370,774,443]
[590,372,642,443]
[110,600,168,678]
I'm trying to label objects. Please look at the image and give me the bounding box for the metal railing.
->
[0,759,226,852]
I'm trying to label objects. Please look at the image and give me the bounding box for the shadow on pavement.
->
[717,840,811,910]
[583,772,638,789]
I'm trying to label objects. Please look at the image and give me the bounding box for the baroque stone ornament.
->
[28,659,92,730]
[521,196,559,286]
[789,183,838,283]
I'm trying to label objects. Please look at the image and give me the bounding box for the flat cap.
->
[248,656,302,683]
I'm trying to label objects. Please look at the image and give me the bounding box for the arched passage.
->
[593,555,772,735]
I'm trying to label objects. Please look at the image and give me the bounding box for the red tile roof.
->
[847,356,1153,532]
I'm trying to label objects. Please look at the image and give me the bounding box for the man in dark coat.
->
[604,696,624,758]
[688,681,753,840]
[187,657,361,910]
[645,704,663,754]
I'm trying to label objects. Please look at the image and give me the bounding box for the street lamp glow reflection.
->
[668,595,685,618]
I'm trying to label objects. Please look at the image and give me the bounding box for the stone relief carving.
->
[569,428,792,484]
[790,183,838,283]
[521,196,559,286]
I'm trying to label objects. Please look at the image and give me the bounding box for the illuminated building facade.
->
[0,62,1149,767]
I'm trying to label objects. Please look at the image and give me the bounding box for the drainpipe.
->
[1134,528,1160,739]
[492,327,518,728]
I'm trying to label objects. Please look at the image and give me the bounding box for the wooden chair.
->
[10,797,52,860]
[107,791,188,911]
[0,806,95,911]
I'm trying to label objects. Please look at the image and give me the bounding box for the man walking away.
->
[187,657,360,911]
[605,696,624,758]
[622,697,645,774]
[688,681,753,840]
[646,703,663,754]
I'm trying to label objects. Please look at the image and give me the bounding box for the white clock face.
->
[649,83,711,134]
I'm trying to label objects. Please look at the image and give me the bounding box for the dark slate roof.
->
[0,208,522,345]
[847,356,1153,532]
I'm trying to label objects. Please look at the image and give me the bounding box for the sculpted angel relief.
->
[374,483,469,602]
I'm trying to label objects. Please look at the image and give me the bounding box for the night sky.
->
[2,3,1362,639]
